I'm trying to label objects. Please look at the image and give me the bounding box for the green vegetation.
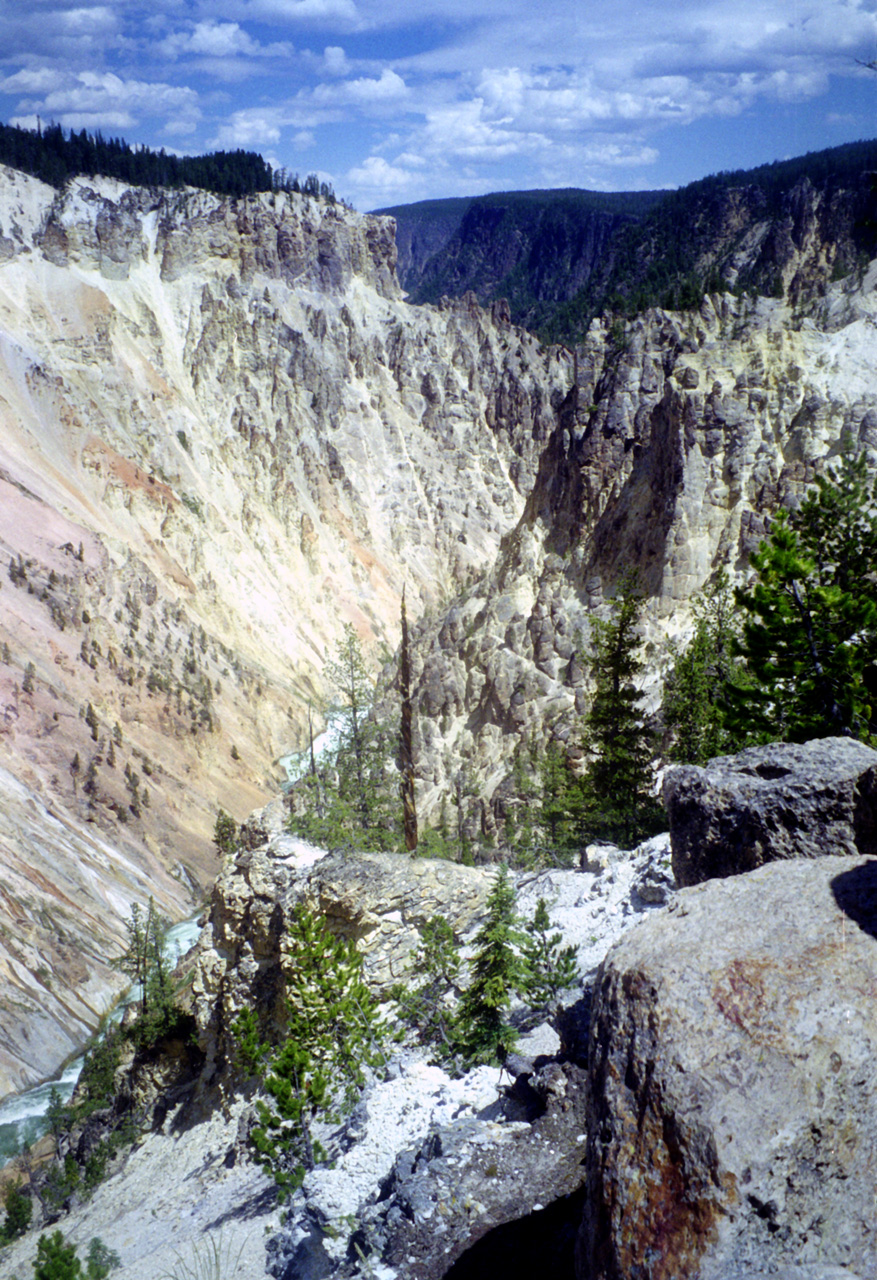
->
[0,1178,31,1243]
[113,899,185,1048]
[33,1232,83,1280]
[0,120,338,202]
[158,1234,247,1280]
[30,1233,119,1280]
[662,571,750,764]
[661,444,877,757]
[232,903,388,1198]
[392,915,462,1061]
[394,879,580,1069]
[388,139,877,342]
[518,899,579,1024]
[455,866,521,1065]
[563,576,663,849]
[213,809,238,857]
[287,625,401,852]
[726,446,877,743]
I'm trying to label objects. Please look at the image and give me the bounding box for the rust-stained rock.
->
[581,855,877,1280]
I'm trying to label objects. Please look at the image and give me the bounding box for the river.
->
[0,913,204,1165]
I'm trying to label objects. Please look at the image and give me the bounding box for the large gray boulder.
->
[580,854,877,1280]
[664,737,877,886]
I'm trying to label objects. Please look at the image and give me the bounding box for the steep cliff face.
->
[0,166,570,1094]
[384,142,877,341]
[403,267,877,822]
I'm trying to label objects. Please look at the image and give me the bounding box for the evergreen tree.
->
[213,808,238,856]
[288,626,400,851]
[33,1232,84,1280]
[517,899,579,1023]
[456,866,521,1065]
[577,575,664,846]
[392,916,461,1059]
[537,740,585,862]
[0,1178,31,1242]
[727,447,877,742]
[663,571,749,763]
[113,898,179,1044]
[233,904,387,1198]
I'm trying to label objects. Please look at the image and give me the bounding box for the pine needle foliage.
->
[727,446,877,742]
[233,904,388,1198]
[288,625,402,851]
[518,898,579,1022]
[456,866,522,1065]
[391,916,461,1060]
[577,575,664,847]
[662,571,751,763]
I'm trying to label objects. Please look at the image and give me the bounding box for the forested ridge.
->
[0,120,336,200]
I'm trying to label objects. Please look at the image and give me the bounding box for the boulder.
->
[664,737,877,886]
[581,855,877,1280]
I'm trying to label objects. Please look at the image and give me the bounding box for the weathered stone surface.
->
[399,269,877,828]
[269,1059,590,1280]
[581,855,877,1280]
[664,737,877,886]
[192,801,496,1085]
[0,165,570,1094]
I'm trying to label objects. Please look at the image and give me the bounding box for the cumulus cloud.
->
[210,109,284,148]
[318,68,407,103]
[323,46,350,75]
[6,70,201,135]
[346,154,418,196]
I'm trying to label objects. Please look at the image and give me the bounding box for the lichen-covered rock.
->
[581,855,877,1280]
[664,737,877,886]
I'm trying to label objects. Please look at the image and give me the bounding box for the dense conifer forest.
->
[0,120,337,201]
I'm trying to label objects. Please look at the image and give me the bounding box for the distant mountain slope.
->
[380,140,877,342]
[377,188,663,333]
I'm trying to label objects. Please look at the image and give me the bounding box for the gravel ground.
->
[0,834,673,1279]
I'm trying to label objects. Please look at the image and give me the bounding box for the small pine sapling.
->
[518,898,580,1023]
[233,904,387,1198]
[392,915,461,1060]
[33,1230,84,1280]
[456,865,522,1065]
[0,1177,31,1243]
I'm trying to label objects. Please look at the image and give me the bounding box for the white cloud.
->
[161,22,260,59]
[210,109,284,147]
[346,154,417,195]
[323,45,350,75]
[314,68,407,104]
[8,70,201,134]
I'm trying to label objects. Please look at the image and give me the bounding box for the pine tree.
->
[0,1177,31,1242]
[456,866,521,1065]
[213,808,238,856]
[727,447,877,742]
[289,626,400,851]
[518,898,579,1023]
[113,898,177,1042]
[33,1231,84,1280]
[392,916,461,1058]
[663,571,749,763]
[234,904,387,1198]
[578,575,664,847]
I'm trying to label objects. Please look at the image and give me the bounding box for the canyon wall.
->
[0,167,569,1093]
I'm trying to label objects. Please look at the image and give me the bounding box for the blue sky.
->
[1,0,876,209]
